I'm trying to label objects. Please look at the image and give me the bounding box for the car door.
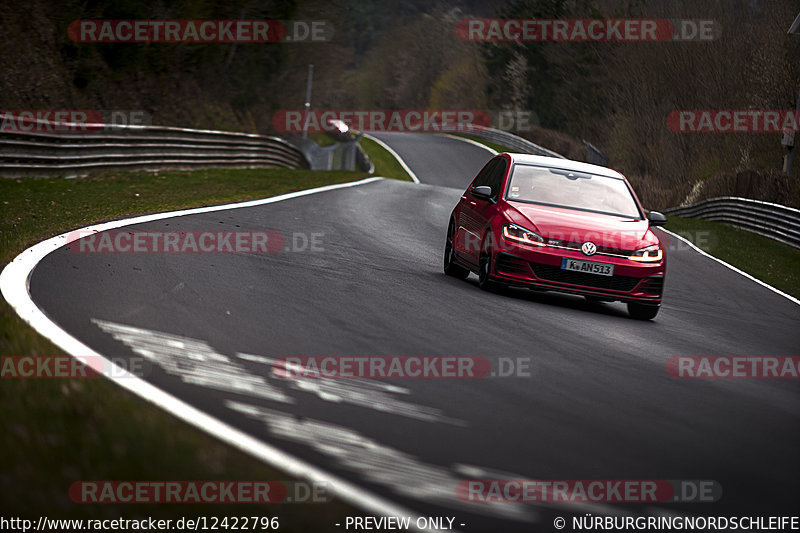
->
[469,157,508,259]
[455,158,502,265]
[453,159,494,263]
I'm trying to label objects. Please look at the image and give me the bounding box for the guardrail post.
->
[302,64,314,140]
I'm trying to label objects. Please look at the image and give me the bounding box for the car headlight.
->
[502,224,546,247]
[629,244,663,262]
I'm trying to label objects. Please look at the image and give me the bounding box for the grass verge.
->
[357,136,413,181]
[0,167,368,526]
[665,215,800,298]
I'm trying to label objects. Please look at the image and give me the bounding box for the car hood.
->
[505,201,657,251]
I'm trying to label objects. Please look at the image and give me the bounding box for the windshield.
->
[506,164,642,219]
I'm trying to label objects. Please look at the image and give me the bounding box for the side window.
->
[471,159,497,189]
[487,159,508,200]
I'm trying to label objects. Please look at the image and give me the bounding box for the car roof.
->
[505,153,625,180]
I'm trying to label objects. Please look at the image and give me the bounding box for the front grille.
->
[546,238,580,249]
[496,254,530,275]
[530,263,640,292]
[546,239,630,257]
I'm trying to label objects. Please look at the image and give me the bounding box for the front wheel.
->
[478,252,500,292]
[627,302,660,320]
[444,221,469,280]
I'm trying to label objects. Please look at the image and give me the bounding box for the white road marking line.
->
[93,320,292,403]
[79,317,463,424]
[0,177,440,527]
[362,133,421,184]
[661,229,800,306]
[436,133,499,155]
[238,353,409,395]
[239,353,462,424]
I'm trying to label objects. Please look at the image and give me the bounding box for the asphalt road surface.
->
[28,132,800,532]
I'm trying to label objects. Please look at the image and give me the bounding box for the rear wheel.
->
[444,220,469,280]
[627,302,660,320]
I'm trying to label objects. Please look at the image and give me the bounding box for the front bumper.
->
[491,247,665,304]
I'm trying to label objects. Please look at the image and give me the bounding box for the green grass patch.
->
[665,215,800,298]
[0,168,366,267]
[1,167,368,525]
[358,136,413,181]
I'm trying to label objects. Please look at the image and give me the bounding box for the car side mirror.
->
[647,211,667,226]
[471,185,492,200]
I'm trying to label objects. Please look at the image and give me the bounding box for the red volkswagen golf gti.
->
[444,153,667,320]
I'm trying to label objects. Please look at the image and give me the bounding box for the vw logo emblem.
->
[581,241,597,256]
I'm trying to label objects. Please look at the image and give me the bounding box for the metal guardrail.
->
[664,196,800,249]
[0,114,309,177]
[286,120,373,172]
[464,126,566,159]
[323,120,373,172]
[583,139,608,166]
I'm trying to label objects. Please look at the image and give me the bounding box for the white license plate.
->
[561,258,614,276]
